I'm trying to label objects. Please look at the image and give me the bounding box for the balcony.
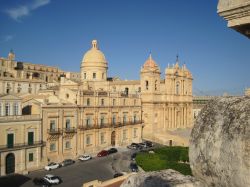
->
[63,127,77,133]
[0,141,45,152]
[78,120,143,131]
[47,128,62,134]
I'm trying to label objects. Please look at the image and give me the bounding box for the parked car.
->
[145,141,153,147]
[61,159,75,167]
[44,162,60,171]
[139,142,147,148]
[113,173,124,178]
[108,148,118,154]
[97,150,109,157]
[127,143,140,150]
[33,177,51,187]
[131,153,137,161]
[130,163,139,172]
[79,155,92,161]
[43,174,61,185]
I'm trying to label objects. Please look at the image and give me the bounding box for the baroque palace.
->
[0,40,193,176]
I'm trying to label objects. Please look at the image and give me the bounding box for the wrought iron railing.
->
[78,120,143,131]
[47,128,62,134]
[63,127,77,133]
[0,141,45,151]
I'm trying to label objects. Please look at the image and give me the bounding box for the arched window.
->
[145,80,149,90]
[138,87,141,92]
[87,98,90,106]
[123,99,126,105]
[176,82,180,95]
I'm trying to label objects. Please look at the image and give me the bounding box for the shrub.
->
[136,146,192,175]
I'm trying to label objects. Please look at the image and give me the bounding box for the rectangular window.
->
[123,115,127,124]
[101,99,104,106]
[87,98,90,106]
[93,73,96,79]
[50,143,56,151]
[65,141,71,149]
[13,103,18,115]
[101,133,105,144]
[86,117,92,127]
[5,103,10,116]
[66,119,70,129]
[112,115,116,125]
[7,133,14,148]
[134,128,137,138]
[113,99,116,106]
[133,115,137,123]
[86,136,91,145]
[29,153,34,162]
[84,73,86,79]
[28,132,34,145]
[100,116,105,126]
[123,130,127,140]
[50,120,56,130]
[0,103,2,116]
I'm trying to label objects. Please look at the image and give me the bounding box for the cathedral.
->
[0,40,193,175]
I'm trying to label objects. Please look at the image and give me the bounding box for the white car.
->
[44,162,60,171]
[78,155,92,161]
[43,174,60,184]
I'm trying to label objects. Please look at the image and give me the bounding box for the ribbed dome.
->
[82,40,106,63]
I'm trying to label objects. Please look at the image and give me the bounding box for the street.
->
[0,148,135,187]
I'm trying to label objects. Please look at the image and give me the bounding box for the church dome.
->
[82,40,107,63]
[142,54,160,72]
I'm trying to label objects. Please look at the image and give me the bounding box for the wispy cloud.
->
[5,0,51,21]
[1,35,14,43]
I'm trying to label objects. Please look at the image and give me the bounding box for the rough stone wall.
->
[189,96,250,187]
[120,169,200,187]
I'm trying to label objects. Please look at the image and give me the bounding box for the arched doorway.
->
[6,153,15,174]
[111,131,116,146]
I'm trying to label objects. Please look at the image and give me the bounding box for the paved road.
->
[0,147,146,187]
[23,155,119,187]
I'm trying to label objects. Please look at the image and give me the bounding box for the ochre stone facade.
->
[0,39,193,175]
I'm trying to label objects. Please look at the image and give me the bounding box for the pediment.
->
[0,94,21,100]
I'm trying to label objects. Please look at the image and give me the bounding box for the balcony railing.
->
[63,127,77,133]
[78,120,143,131]
[47,128,62,134]
[0,141,45,151]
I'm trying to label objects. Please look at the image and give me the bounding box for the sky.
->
[1,0,249,95]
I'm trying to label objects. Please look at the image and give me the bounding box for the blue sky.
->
[1,0,249,95]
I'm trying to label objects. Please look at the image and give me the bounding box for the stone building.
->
[0,39,193,175]
[0,94,44,176]
[218,0,250,38]
[0,50,81,95]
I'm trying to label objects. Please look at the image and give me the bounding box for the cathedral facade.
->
[0,39,193,175]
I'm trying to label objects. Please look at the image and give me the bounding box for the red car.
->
[97,150,108,157]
